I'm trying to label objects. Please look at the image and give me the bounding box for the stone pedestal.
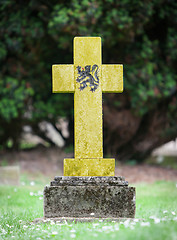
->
[43,176,136,219]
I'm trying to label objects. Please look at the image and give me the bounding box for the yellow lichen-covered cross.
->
[52,37,123,176]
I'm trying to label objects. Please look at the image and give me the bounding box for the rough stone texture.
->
[52,37,123,176]
[51,176,128,186]
[0,166,20,185]
[52,64,74,93]
[74,37,103,160]
[44,176,135,218]
[102,64,123,93]
[64,158,115,176]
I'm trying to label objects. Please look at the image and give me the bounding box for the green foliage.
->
[0,0,176,149]
[0,77,34,121]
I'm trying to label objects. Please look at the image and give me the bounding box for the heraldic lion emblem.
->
[76,64,99,92]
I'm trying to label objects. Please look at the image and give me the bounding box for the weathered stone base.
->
[43,176,136,218]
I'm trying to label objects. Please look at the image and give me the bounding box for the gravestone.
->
[0,166,20,185]
[43,37,136,220]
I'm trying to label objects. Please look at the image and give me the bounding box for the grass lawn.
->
[0,178,177,240]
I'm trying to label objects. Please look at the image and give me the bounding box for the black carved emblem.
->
[76,64,99,92]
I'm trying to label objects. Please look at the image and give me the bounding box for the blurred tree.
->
[0,0,176,161]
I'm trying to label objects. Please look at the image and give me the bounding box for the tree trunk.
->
[103,91,177,162]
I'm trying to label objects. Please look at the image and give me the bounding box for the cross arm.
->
[102,64,123,93]
[52,64,75,93]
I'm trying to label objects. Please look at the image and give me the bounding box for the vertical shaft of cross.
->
[74,37,103,159]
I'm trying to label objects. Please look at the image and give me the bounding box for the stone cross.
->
[52,37,123,176]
